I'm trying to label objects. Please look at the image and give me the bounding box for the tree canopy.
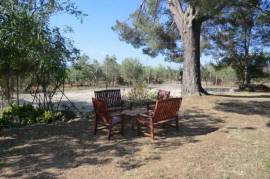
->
[204,0,270,86]
[0,0,85,106]
[113,0,270,93]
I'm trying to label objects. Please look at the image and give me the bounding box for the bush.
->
[239,84,270,92]
[126,84,156,106]
[0,103,39,128]
[0,103,76,129]
[40,110,63,124]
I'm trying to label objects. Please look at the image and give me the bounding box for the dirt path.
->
[1,93,270,179]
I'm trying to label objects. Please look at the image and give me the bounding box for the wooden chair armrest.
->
[138,113,153,119]
[137,114,152,124]
[139,113,149,118]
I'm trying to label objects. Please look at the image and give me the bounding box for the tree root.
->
[199,87,211,96]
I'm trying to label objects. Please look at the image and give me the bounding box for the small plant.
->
[126,84,156,106]
[41,110,63,124]
[0,103,76,129]
[0,103,38,128]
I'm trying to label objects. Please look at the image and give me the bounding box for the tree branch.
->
[137,0,147,20]
[154,0,160,21]
[169,0,184,17]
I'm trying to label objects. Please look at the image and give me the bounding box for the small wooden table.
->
[121,107,147,129]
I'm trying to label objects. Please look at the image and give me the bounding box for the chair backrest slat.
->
[152,98,182,123]
[94,89,122,107]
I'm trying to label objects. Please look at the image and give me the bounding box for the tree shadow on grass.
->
[0,106,225,177]
[0,120,137,178]
[180,108,224,136]
[115,107,224,171]
[214,99,270,117]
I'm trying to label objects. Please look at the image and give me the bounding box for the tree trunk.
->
[242,26,251,87]
[168,1,208,96]
[16,75,20,105]
[181,20,205,95]
[243,57,251,86]
[5,76,11,102]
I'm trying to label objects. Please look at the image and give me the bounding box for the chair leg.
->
[94,118,98,135]
[175,117,179,131]
[108,126,112,140]
[120,121,124,136]
[150,124,154,140]
[132,116,137,130]
[136,120,141,136]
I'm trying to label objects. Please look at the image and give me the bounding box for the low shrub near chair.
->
[0,103,40,128]
[0,103,76,129]
[126,84,156,106]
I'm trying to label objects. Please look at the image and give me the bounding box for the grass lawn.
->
[0,93,270,179]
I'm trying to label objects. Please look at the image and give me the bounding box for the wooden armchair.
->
[147,89,170,111]
[92,98,124,140]
[94,89,132,112]
[137,98,182,139]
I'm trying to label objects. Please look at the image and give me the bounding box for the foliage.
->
[0,0,84,106]
[126,84,156,105]
[120,58,144,85]
[112,4,182,63]
[201,64,237,86]
[40,110,63,124]
[0,103,40,128]
[113,0,270,95]
[68,55,104,86]
[67,55,179,87]
[204,0,270,86]
[103,55,120,86]
[112,0,232,63]
[214,53,270,85]
[0,103,75,129]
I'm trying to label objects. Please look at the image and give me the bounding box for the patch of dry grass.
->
[0,92,270,179]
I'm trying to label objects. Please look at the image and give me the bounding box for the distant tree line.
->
[201,64,238,86]
[201,59,270,87]
[66,55,179,87]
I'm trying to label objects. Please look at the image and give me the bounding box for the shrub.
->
[0,103,76,129]
[126,84,156,106]
[0,112,8,129]
[0,103,38,128]
[41,110,63,124]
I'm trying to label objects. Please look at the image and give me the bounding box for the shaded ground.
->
[1,93,270,178]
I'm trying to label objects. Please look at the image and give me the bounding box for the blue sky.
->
[50,0,211,69]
